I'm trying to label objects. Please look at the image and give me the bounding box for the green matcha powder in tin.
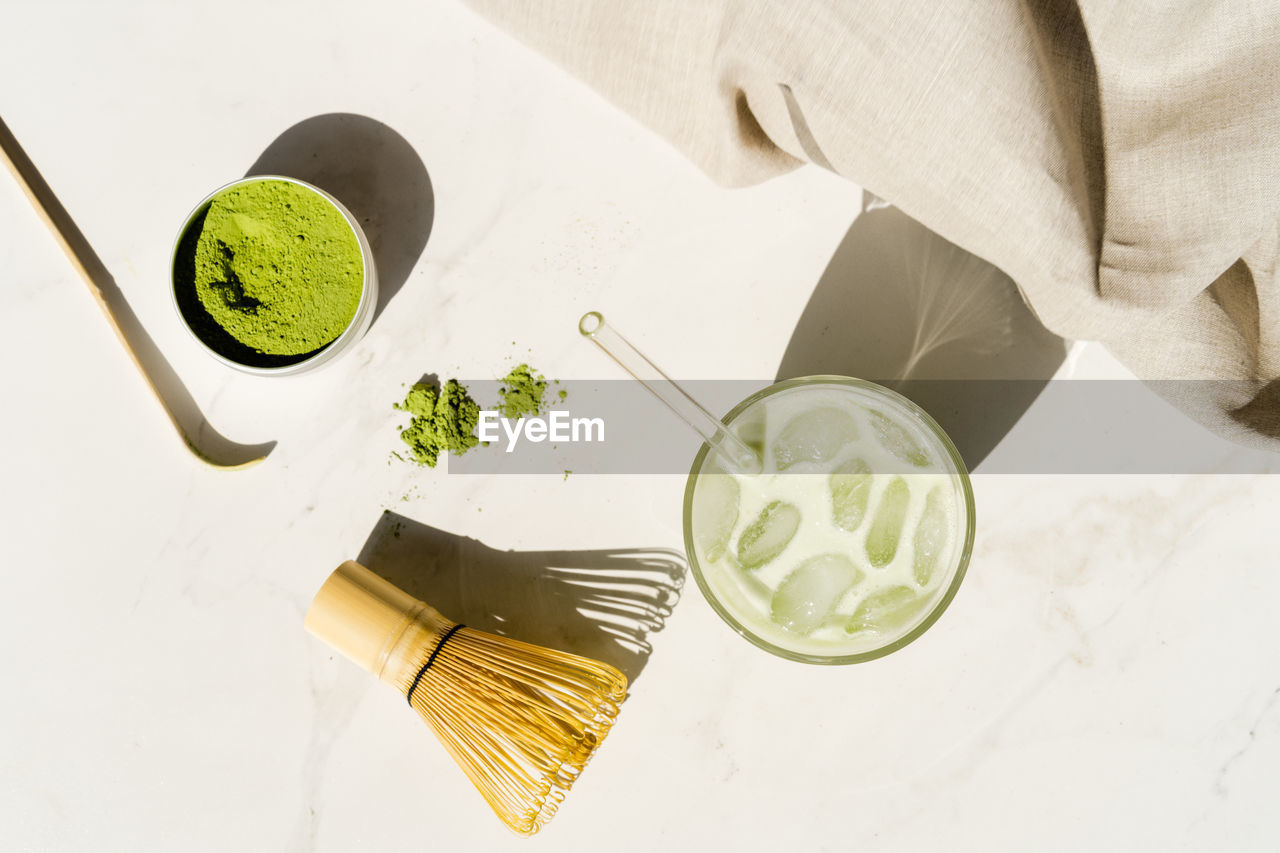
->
[188,179,363,356]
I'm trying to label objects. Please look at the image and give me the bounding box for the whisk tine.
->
[306,561,627,836]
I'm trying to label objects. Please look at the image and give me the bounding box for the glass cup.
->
[682,376,975,664]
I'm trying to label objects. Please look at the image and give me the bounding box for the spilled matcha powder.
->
[497,364,550,419]
[395,379,481,467]
[393,363,565,468]
[186,179,363,356]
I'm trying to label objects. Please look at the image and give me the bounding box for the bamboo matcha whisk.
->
[305,561,627,835]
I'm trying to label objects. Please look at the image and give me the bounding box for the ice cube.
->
[692,474,740,562]
[771,554,864,634]
[772,407,858,470]
[871,411,930,468]
[846,585,928,635]
[865,476,910,567]
[829,457,872,532]
[913,486,949,585]
[736,500,800,569]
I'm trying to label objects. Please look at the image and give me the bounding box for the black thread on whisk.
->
[406,624,465,705]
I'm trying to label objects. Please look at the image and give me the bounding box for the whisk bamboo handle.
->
[305,561,454,686]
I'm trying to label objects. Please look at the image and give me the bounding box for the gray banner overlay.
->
[433,380,1280,475]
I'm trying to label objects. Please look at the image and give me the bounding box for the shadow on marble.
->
[247,113,434,324]
[357,511,686,688]
[777,204,1068,470]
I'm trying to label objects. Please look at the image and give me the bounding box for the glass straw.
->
[578,311,762,475]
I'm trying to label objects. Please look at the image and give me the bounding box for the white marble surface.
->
[3,2,1280,850]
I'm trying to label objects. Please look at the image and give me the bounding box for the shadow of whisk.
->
[357,512,686,687]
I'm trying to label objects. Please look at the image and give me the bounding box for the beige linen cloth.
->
[466,0,1280,448]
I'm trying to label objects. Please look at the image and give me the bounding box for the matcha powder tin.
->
[172,176,377,374]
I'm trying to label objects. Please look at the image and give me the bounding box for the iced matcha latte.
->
[683,377,974,663]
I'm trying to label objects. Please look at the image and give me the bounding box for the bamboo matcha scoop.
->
[0,115,271,469]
